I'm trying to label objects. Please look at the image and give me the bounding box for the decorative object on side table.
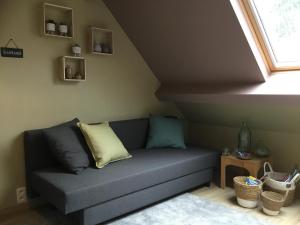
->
[238,122,251,153]
[255,140,270,157]
[72,44,81,57]
[222,147,231,156]
[59,22,68,36]
[235,121,252,159]
[236,151,252,160]
[46,19,56,35]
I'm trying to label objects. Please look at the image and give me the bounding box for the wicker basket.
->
[264,184,295,207]
[263,162,299,207]
[234,176,263,208]
[261,191,285,216]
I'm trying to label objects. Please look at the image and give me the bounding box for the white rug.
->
[108,193,272,225]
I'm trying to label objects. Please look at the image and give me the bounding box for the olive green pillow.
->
[78,122,131,168]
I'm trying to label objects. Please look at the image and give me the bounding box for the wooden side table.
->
[221,155,271,189]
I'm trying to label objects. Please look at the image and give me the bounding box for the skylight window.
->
[242,0,300,71]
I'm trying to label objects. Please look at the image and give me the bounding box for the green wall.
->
[0,0,180,210]
[180,103,300,197]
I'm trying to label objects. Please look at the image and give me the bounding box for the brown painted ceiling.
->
[104,0,264,85]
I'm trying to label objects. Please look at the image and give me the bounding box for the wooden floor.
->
[192,185,300,225]
[1,185,300,225]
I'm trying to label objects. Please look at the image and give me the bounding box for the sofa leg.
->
[71,210,87,225]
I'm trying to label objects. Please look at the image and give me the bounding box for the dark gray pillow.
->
[43,118,90,174]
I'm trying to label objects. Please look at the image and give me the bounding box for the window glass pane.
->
[252,0,300,64]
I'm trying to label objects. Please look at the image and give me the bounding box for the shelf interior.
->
[91,28,113,54]
[64,57,86,81]
[44,4,73,38]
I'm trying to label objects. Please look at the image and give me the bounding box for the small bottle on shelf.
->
[65,65,72,79]
[72,44,81,57]
[94,42,102,53]
[46,20,56,35]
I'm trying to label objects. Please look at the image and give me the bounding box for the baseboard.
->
[0,197,46,218]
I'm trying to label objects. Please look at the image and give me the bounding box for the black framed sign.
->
[1,47,23,58]
[1,39,24,58]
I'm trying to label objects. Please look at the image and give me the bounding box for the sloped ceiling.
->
[104,0,264,85]
[104,0,300,134]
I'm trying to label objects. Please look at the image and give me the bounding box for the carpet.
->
[36,193,273,225]
[107,193,272,225]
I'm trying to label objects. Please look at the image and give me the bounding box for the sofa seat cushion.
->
[31,147,218,214]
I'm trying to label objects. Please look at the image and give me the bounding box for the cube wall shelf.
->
[61,56,86,81]
[89,27,113,56]
[43,3,74,39]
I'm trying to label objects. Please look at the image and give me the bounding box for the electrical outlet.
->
[16,187,27,204]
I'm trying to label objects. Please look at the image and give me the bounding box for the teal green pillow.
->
[146,116,186,149]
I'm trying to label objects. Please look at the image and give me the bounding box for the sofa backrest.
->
[24,118,149,197]
[109,118,149,150]
[24,128,58,198]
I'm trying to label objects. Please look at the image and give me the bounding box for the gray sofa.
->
[24,118,219,225]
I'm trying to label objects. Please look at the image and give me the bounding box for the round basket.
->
[261,191,284,216]
[263,162,299,207]
[234,176,263,208]
[264,184,295,207]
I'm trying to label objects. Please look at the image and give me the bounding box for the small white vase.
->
[46,23,56,33]
[72,46,81,57]
[59,24,68,36]
[94,42,102,52]
[65,65,72,79]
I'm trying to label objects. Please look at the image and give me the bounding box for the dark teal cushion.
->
[146,116,186,149]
